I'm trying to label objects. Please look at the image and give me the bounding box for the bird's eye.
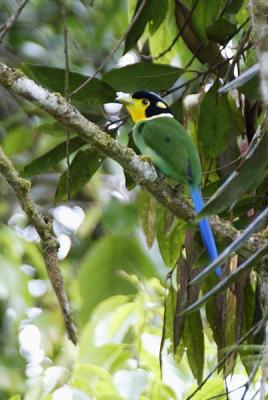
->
[142,99,149,105]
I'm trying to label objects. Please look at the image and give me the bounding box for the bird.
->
[116,90,221,277]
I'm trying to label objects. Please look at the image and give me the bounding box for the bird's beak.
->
[116,94,134,106]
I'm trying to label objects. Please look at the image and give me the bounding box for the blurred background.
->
[0,0,266,399]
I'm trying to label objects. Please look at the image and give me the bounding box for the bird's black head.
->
[132,91,172,119]
[116,91,172,122]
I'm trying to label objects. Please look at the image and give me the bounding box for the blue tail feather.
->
[190,186,221,277]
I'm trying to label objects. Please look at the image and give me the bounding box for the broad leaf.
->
[73,363,118,397]
[26,65,116,103]
[191,205,268,286]
[200,129,268,216]
[161,280,176,355]
[124,0,168,53]
[224,0,244,14]
[181,241,268,315]
[206,18,237,45]
[103,199,138,234]
[240,74,261,101]
[189,0,222,43]
[55,147,103,202]
[21,137,84,177]
[3,127,34,156]
[175,1,228,76]
[203,273,225,353]
[224,288,237,375]
[102,62,183,92]
[138,190,157,248]
[198,81,232,158]
[183,311,204,384]
[239,277,256,375]
[174,258,189,351]
[186,378,224,400]
[157,206,186,267]
[150,379,176,400]
[78,235,158,324]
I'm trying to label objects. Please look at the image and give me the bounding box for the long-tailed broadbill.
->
[117,91,221,276]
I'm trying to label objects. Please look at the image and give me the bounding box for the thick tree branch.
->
[0,61,267,258]
[0,145,77,345]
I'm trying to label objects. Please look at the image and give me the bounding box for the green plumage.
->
[133,116,201,187]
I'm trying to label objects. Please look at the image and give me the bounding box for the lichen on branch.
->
[0,145,77,345]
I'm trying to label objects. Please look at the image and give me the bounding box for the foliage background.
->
[0,0,267,399]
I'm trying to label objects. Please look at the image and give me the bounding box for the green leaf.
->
[183,311,204,384]
[79,296,130,351]
[8,396,21,400]
[181,241,268,315]
[55,147,103,202]
[175,1,227,77]
[150,379,176,400]
[225,289,237,375]
[239,278,257,374]
[195,206,268,284]
[186,378,224,400]
[124,0,168,54]
[103,199,138,234]
[186,0,221,43]
[34,120,69,137]
[224,0,244,14]
[73,363,119,397]
[78,235,158,323]
[157,206,186,267]
[21,137,84,177]
[79,343,131,373]
[102,62,183,92]
[162,282,176,353]
[149,0,169,35]
[200,129,268,216]
[26,65,116,104]
[138,190,157,248]
[206,18,237,45]
[3,127,34,156]
[240,74,261,101]
[198,81,232,158]
[170,97,184,124]
[203,273,224,350]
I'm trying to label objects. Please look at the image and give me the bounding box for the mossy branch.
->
[0,145,77,345]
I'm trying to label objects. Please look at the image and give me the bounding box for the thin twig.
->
[0,0,30,43]
[61,0,71,200]
[185,317,266,400]
[225,27,252,82]
[0,146,77,344]
[241,349,263,400]
[163,42,253,96]
[70,0,148,96]
[218,0,233,18]
[202,154,243,175]
[153,0,200,61]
